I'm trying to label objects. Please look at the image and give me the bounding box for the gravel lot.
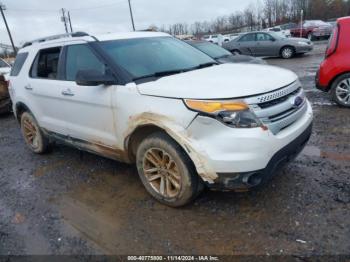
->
[0,42,349,256]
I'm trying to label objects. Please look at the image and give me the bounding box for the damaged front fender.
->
[124,112,218,183]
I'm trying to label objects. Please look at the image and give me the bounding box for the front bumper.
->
[209,122,312,191]
[186,100,313,190]
[295,45,313,53]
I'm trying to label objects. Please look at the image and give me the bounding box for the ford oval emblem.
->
[293,96,304,108]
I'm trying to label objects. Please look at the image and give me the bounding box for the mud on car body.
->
[9,32,313,206]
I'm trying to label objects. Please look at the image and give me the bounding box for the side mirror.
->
[271,38,276,42]
[76,69,116,86]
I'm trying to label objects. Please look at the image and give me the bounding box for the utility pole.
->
[300,9,304,38]
[128,0,135,31]
[0,3,16,55]
[61,8,68,33]
[67,11,73,33]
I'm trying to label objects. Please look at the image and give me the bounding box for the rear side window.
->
[10,52,28,76]
[65,44,105,81]
[30,47,61,79]
[239,34,256,42]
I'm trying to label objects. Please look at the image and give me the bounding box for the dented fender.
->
[124,112,218,183]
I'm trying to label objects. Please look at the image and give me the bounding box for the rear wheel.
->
[331,73,350,107]
[281,46,295,59]
[136,132,201,207]
[20,112,50,154]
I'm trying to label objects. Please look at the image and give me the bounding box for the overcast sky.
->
[0,0,255,46]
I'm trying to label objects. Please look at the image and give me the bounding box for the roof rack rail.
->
[22,32,90,48]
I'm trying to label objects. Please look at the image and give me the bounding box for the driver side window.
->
[65,44,105,81]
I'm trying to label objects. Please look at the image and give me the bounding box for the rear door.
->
[27,46,70,135]
[237,33,257,56]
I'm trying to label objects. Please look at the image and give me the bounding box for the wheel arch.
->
[328,71,350,92]
[15,102,32,122]
[124,116,218,183]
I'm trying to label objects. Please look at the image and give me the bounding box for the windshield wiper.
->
[194,62,218,69]
[133,62,217,81]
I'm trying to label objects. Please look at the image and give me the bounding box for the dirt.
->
[0,41,349,256]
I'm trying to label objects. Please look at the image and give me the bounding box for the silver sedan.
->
[223,31,314,59]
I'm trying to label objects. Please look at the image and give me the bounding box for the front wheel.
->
[281,47,295,59]
[136,133,201,207]
[331,73,350,107]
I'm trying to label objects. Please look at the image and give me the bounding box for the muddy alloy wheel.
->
[331,74,350,107]
[136,132,200,207]
[20,112,49,154]
[281,47,294,59]
[143,148,181,198]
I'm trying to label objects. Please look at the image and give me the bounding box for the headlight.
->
[298,41,308,46]
[184,99,264,128]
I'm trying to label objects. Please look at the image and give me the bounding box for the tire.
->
[231,49,241,55]
[20,112,50,154]
[330,73,350,107]
[281,46,295,59]
[136,132,200,207]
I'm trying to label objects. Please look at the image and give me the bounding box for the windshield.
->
[98,37,215,79]
[192,42,231,59]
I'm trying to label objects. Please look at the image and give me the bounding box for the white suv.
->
[9,32,313,206]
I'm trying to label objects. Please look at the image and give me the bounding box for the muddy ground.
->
[0,42,349,256]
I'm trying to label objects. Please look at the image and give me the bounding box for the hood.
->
[137,64,297,99]
[217,55,266,65]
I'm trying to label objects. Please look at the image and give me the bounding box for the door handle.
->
[61,89,74,96]
[24,84,33,91]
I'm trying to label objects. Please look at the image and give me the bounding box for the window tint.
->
[10,52,28,76]
[31,47,61,79]
[65,44,105,81]
[239,34,256,42]
[257,33,274,41]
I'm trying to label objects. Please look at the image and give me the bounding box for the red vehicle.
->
[290,20,333,40]
[316,17,350,107]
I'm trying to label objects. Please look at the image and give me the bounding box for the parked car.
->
[265,26,291,38]
[202,34,225,46]
[290,20,333,40]
[223,31,313,59]
[186,40,266,65]
[0,58,11,114]
[316,17,350,107]
[9,32,313,206]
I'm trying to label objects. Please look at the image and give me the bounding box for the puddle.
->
[302,146,350,161]
[302,146,321,157]
[34,160,70,177]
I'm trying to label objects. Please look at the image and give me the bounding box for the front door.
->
[60,43,118,148]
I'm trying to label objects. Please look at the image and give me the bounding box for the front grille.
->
[245,81,307,135]
[259,87,301,109]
